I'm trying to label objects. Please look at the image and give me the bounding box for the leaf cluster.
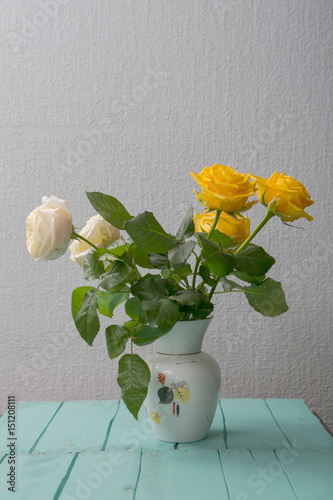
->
[71,191,288,419]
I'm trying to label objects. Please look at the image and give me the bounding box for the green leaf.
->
[198,234,235,277]
[161,269,171,279]
[72,286,95,319]
[168,240,196,269]
[97,287,130,317]
[198,265,216,287]
[124,319,138,334]
[126,267,142,285]
[177,292,214,320]
[234,245,275,277]
[176,207,195,241]
[86,191,133,230]
[83,253,104,280]
[99,261,132,290]
[74,290,100,345]
[105,325,130,359]
[234,271,266,285]
[148,253,169,269]
[173,264,192,279]
[170,290,202,307]
[142,298,180,328]
[220,277,243,291]
[96,241,132,262]
[210,230,235,250]
[132,324,170,346]
[124,211,177,253]
[244,278,289,317]
[125,296,148,323]
[117,354,151,420]
[161,265,192,284]
[131,275,169,301]
[133,247,154,269]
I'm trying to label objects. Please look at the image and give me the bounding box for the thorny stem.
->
[72,231,99,250]
[234,209,275,254]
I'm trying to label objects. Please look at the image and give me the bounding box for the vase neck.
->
[155,318,212,355]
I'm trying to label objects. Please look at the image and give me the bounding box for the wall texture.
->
[0,0,332,428]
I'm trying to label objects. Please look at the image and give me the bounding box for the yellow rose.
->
[26,195,73,262]
[249,172,314,221]
[69,214,120,265]
[190,164,257,213]
[194,210,250,243]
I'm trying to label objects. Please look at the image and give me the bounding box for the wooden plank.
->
[220,399,288,449]
[0,452,75,499]
[275,449,333,500]
[220,449,298,500]
[108,400,226,452]
[135,449,230,500]
[0,398,331,500]
[176,400,226,450]
[59,450,141,499]
[34,400,119,453]
[265,398,333,450]
[0,401,62,453]
[106,401,174,451]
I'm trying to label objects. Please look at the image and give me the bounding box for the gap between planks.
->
[29,402,64,453]
[218,450,232,500]
[132,449,143,500]
[263,400,294,449]
[53,452,80,500]
[272,449,301,500]
[101,399,121,451]
[219,401,228,449]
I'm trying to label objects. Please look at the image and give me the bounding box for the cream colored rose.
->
[26,195,73,262]
[69,215,120,265]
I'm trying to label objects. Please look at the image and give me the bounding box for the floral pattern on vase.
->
[144,319,221,442]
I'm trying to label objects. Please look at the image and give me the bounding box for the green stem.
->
[191,258,201,290]
[192,209,221,289]
[208,278,219,301]
[207,210,222,239]
[234,209,275,254]
[182,276,190,289]
[72,231,99,251]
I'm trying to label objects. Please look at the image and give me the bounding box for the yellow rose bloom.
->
[194,210,250,243]
[191,164,257,213]
[249,172,314,222]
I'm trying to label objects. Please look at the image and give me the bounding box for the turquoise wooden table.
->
[0,399,332,499]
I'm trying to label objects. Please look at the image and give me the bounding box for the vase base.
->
[153,433,209,444]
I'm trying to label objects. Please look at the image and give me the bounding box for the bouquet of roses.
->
[26,164,313,418]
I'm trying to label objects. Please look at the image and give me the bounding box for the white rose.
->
[69,215,120,265]
[26,195,73,262]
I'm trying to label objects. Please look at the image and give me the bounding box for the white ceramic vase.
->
[144,318,221,442]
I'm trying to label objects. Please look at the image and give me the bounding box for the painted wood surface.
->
[0,399,332,499]
[136,450,230,500]
[0,401,62,454]
[219,398,289,449]
[265,398,333,450]
[59,450,141,500]
[0,452,75,500]
[34,400,119,453]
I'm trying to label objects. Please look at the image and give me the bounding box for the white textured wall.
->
[1,0,332,428]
